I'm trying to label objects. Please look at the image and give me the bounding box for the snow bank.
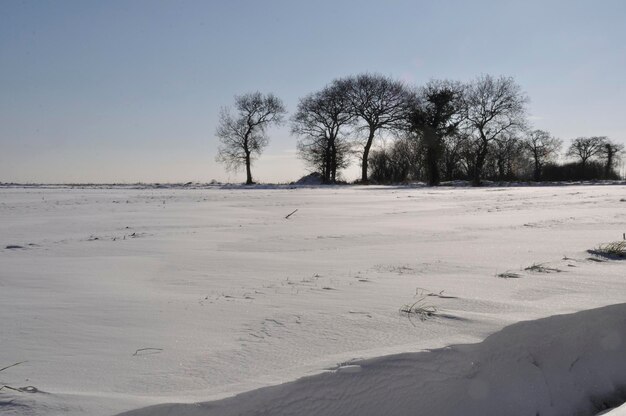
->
[118,303,626,416]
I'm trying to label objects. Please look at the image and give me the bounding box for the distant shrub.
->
[542,161,613,181]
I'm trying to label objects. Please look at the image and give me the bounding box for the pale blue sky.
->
[1,0,625,183]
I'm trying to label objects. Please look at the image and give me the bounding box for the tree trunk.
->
[323,142,332,184]
[445,160,454,181]
[245,152,253,185]
[425,147,440,186]
[322,163,329,185]
[424,130,441,186]
[361,128,375,183]
[533,159,541,182]
[497,158,506,180]
[472,144,488,186]
[444,151,458,181]
[605,150,613,179]
[330,143,337,184]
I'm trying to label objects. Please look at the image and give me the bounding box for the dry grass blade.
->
[400,296,438,321]
[132,348,163,356]
[0,362,26,373]
[0,362,39,396]
[588,241,626,259]
[0,385,39,393]
[415,287,458,299]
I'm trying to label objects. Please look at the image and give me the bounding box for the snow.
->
[0,184,625,415]
[603,404,626,416]
[116,303,626,416]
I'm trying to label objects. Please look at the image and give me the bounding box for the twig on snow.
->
[0,361,27,373]
[132,348,163,356]
[0,385,39,393]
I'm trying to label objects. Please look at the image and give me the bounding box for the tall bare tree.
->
[292,83,354,184]
[522,129,562,181]
[338,74,413,183]
[409,80,465,186]
[566,136,606,175]
[216,92,286,184]
[462,75,528,185]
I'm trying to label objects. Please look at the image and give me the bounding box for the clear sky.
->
[1,0,625,183]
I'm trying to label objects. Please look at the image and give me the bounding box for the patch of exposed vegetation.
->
[400,298,438,321]
[497,271,523,279]
[588,241,626,259]
[400,288,442,322]
[524,263,564,273]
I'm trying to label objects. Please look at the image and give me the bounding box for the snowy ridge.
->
[118,304,626,416]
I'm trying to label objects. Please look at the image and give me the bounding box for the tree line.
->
[215,74,624,185]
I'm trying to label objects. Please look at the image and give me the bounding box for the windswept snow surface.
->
[117,304,626,416]
[0,185,625,415]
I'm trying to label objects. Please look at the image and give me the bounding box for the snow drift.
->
[118,303,626,416]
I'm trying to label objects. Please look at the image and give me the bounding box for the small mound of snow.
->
[293,172,323,185]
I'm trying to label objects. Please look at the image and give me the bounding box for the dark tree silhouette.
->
[462,75,528,185]
[292,83,354,184]
[522,130,562,181]
[490,133,523,181]
[216,92,286,185]
[368,136,423,183]
[566,136,606,177]
[339,74,414,183]
[442,134,466,181]
[409,80,464,186]
[600,139,624,179]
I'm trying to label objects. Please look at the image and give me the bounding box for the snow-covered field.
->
[1,185,625,415]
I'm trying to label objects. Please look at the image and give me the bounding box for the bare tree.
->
[409,80,465,186]
[368,136,423,183]
[522,129,562,181]
[566,136,606,175]
[600,139,624,179]
[442,134,466,181]
[292,83,354,184]
[338,74,414,183]
[296,134,353,182]
[490,133,524,180]
[215,92,286,184]
[462,75,528,185]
